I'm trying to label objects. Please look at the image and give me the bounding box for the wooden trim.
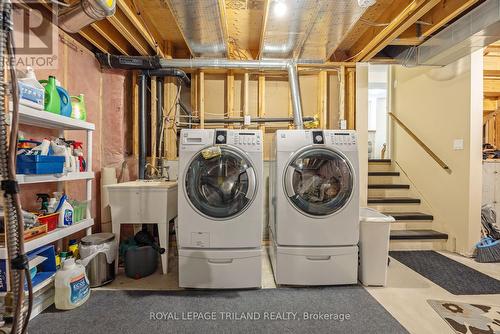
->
[389,112,450,172]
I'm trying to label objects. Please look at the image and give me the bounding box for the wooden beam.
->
[317,71,327,129]
[484,98,498,112]
[226,70,235,128]
[191,73,199,117]
[198,71,205,129]
[118,0,163,56]
[107,8,154,55]
[258,75,266,134]
[79,26,119,54]
[243,73,250,127]
[339,66,346,124]
[350,0,440,61]
[484,79,500,97]
[257,0,270,59]
[347,69,356,130]
[132,72,139,158]
[91,19,137,55]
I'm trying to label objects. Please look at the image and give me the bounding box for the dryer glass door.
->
[284,148,354,217]
[185,146,257,220]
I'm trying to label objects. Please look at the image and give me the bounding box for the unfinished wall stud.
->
[199,71,205,129]
[150,77,157,173]
[226,70,235,129]
[317,71,328,129]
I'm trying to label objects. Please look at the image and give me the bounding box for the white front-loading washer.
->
[177,129,263,288]
[269,129,359,286]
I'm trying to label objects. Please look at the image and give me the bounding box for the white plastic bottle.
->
[55,194,74,227]
[54,258,90,310]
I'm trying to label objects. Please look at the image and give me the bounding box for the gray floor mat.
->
[29,287,408,334]
[390,251,500,295]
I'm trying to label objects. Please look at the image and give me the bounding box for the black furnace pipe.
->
[145,69,190,88]
[138,73,147,180]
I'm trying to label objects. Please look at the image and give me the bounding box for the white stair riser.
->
[368,203,424,213]
[390,222,435,230]
[368,176,400,184]
[389,240,446,251]
[368,188,411,197]
[368,163,393,172]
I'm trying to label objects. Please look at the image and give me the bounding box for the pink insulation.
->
[20,28,133,233]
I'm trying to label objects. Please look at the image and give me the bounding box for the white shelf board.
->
[13,103,95,131]
[17,171,94,185]
[0,219,94,259]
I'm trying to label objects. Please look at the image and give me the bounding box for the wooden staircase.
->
[368,159,448,249]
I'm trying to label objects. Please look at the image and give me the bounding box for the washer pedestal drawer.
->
[270,239,358,286]
[179,248,262,289]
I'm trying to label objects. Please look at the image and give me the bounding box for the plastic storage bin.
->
[38,212,59,232]
[359,208,395,287]
[16,155,65,174]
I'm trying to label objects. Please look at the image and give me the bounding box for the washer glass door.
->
[185,146,257,220]
[284,147,354,217]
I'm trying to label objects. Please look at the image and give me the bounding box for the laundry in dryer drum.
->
[201,146,221,159]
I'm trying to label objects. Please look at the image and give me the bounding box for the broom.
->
[474,237,500,263]
[474,205,500,263]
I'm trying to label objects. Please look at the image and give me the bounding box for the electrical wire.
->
[1,1,32,333]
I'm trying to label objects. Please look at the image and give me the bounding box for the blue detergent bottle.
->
[57,86,73,117]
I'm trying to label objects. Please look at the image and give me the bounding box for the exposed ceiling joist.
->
[91,19,137,55]
[398,0,480,45]
[117,0,164,56]
[79,26,119,54]
[107,8,154,55]
[484,98,499,111]
[348,0,441,62]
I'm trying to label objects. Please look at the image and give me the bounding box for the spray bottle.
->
[72,141,86,172]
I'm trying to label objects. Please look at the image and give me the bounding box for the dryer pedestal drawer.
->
[272,243,358,286]
[179,248,262,289]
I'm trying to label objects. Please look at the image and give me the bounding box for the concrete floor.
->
[99,247,500,334]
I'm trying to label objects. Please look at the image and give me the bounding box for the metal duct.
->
[396,0,500,66]
[96,54,305,129]
[261,0,366,61]
[165,0,227,58]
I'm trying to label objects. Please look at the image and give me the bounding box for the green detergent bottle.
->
[39,76,61,114]
[70,94,87,121]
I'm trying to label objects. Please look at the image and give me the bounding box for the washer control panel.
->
[327,131,357,147]
[229,130,262,152]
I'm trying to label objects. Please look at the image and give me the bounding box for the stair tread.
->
[368,197,421,204]
[368,184,410,189]
[368,171,400,176]
[383,212,434,221]
[369,159,391,163]
[390,229,448,240]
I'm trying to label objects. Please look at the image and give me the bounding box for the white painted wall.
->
[391,50,483,255]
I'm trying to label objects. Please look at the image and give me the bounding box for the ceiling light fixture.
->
[273,0,287,18]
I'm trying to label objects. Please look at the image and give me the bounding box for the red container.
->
[38,213,59,232]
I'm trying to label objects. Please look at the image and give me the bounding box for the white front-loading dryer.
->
[268,129,359,286]
[270,129,359,246]
[177,129,263,289]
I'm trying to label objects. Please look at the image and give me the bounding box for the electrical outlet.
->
[453,139,464,150]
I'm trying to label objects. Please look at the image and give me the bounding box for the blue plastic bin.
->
[16,155,65,174]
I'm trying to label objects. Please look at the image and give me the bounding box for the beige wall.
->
[391,51,483,255]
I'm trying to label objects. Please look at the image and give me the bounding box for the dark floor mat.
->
[29,287,408,334]
[390,251,500,295]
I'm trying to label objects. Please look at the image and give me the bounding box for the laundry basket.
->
[359,208,395,287]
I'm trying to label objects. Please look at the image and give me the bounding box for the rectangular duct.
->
[404,0,500,66]
[165,0,227,58]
